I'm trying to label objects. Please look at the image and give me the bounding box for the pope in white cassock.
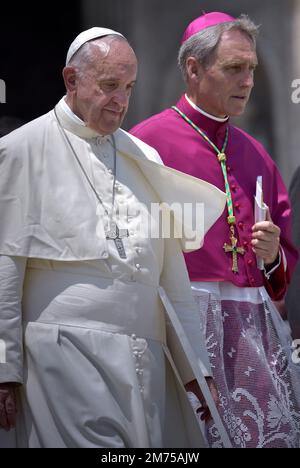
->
[0,28,227,448]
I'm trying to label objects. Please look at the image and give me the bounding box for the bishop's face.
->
[191,29,258,118]
[71,40,137,135]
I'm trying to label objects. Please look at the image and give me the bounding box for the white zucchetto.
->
[66,27,124,65]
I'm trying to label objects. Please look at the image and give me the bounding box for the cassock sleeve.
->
[264,248,287,301]
[0,255,26,384]
[160,236,211,384]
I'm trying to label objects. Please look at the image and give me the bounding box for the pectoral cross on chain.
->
[105,221,129,259]
[223,234,245,274]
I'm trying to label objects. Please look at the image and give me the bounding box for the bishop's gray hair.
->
[178,15,259,82]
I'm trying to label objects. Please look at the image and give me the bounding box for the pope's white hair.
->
[68,35,128,76]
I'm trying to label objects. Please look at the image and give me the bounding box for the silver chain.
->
[54,107,117,218]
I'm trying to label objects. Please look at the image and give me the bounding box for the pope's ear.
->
[62,66,78,92]
[186,57,204,82]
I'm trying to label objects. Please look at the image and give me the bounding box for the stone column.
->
[289,0,300,184]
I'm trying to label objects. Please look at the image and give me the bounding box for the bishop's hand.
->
[0,383,17,431]
[185,377,219,423]
[251,208,281,266]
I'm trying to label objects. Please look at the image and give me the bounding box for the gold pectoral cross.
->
[105,221,129,259]
[223,234,245,274]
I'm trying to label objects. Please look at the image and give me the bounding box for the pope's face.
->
[72,39,137,135]
[193,29,258,118]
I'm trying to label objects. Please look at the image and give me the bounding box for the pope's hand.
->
[0,383,17,431]
[251,208,281,266]
[185,377,219,422]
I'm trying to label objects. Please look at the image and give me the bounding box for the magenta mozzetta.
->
[131,94,298,291]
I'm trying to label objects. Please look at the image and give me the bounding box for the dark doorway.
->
[0,2,81,123]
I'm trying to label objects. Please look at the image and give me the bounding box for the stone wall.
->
[81,0,300,184]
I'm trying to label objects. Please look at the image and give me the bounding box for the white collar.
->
[60,97,86,126]
[55,97,111,142]
[185,94,229,123]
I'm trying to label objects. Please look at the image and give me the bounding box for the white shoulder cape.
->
[0,103,226,260]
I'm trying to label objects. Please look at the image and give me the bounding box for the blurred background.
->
[0,0,300,185]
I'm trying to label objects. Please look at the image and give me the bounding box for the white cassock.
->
[0,98,227,448]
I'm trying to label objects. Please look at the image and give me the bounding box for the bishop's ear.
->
[62,66,78,92]
[186,57,203,82]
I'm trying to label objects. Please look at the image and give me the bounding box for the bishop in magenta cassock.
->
[131,12,300,448]
[0,27,229,449]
